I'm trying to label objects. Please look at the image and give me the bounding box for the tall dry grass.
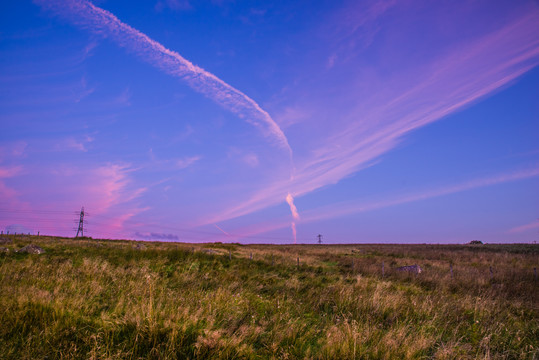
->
[0,235,537,359]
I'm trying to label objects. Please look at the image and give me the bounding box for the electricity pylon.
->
[75,207,85,238]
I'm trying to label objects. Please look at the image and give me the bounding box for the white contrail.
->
[34,0,292,153]
[213,223,231,236]
[290,222,297,244]
[285,193,300,220]
[285,192,300,243]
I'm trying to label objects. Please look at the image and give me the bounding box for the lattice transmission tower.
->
[75,207,85,238]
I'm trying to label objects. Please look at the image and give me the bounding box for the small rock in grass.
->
[17,244,45,254]
[134,243,147,250]
[396,264,422,274]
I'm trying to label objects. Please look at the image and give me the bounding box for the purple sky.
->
[1,0,538,243]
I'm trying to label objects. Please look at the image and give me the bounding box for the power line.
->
[1,207,316,243]
[87,216,312,242]
[0,209,79,215]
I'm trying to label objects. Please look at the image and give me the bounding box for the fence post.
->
[489,266,493,279]
[534,267,537,282]
[271,254,274,266]
[250,252,253,261]
[450,263,453,279]
[229,249,232,261]
[297,256,300,269]
[382,261,385,278]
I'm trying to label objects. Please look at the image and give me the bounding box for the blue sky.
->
[1,0,538,243]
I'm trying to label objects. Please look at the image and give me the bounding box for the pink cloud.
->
[242,154,259,168]
[176,155,201,169]
[226,148,260,168]
[78,165,150,238]
[0,166,30,226]
[221,167,539,240]
[0,163,148,238]
[274,106,311,129]
[0,166,23,178]
[0,167,24,205]
[0,142,28,161]
[326,54,337,69]
[91,206,151,239]
[0,181,23,210]
[300,167,539,224]
[209,219,293,243]
[54,137,93,152]
[86,164,147,214]
[325,0,398,54]
[82,40,98,59]
[113,87,131,106]
[205,9,539,225]
[507,220,539,234]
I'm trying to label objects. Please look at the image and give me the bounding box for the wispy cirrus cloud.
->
[227,148,260,168]
[34,163,149,238]
[300,167,539,224]
[274,106,312,129]
[155,0,192,12]
[42,163,147,216]
[507,220,539,234]
[88,164,147,213]
[176,155,201,169]
[206,7,539,226]
[22,0,539,243]
[112,87,131,106]
[34,0,291,153]
[54,136,94,152]
[0,166,26,209]
[0,166,24,179]
[224,166,539,240]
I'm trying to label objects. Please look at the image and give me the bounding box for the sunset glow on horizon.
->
[1,0,538,243]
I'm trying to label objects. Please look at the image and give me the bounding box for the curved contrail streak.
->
[285,192,300,243]
[34,0,292,153]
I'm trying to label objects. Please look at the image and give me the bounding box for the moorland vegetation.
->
[0,235,537,359]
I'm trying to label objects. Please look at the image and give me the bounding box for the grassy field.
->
[0,235,537,359]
